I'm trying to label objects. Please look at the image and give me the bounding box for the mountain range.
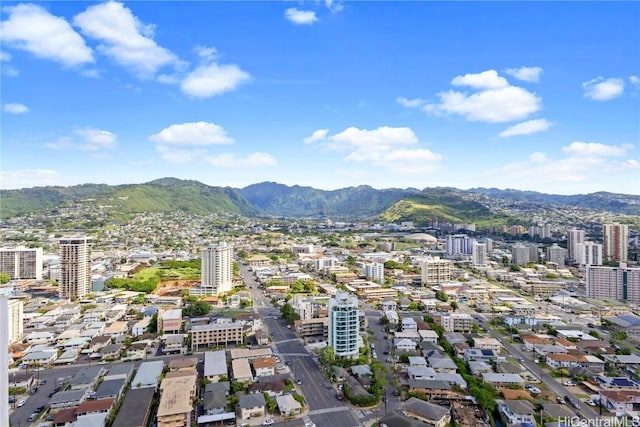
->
[1,178,639,223]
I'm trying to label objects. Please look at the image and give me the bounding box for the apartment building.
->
[328,291,359,359]
[7,298,24,345]
[420,257,452,286]
[566,228,585,262]
[586,263,640,303]
[157,373,197,427]
[603,223,629,262]
[440,313,473,333]
[59,236,92,300]
[191,322,244,349]
[294,317,329,343]
[191,242,233,296]
[159,309,183,334]
[0,246,43,280]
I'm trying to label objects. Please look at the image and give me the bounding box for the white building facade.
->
[328,291,359,359]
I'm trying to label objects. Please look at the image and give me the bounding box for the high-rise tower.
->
[59,237,92,300]
[328,291,359,359]
[200,242,233,296]
[603,223,629,262]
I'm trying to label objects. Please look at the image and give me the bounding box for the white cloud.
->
[396,97,426,108]
[3,103,29,114]
[0,51,11,62]
[504,66,543,83]
[582,77,625,101]
[498,119,552,137]
[487,142,639,191]
[284,8,318,25]
[630,75,640,89]
[303,129,329,144]
[324,0,344,13]
[425,85,541,123]
[1,3,93,67]
[73,1,177,78]
[149,122,234,146]
[150,122,241,164]
[562,141,633,157]
[44,128,118,152]
[74,128,117,151]
[304,126,442,174]
[0,169,61,189]
[195,46,218,61]
[451,70,509,89]
[206,152,277,167]
[529,152,548,162]
[180,63,251,98]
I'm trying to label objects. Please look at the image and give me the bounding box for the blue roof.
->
[617,314,640,326]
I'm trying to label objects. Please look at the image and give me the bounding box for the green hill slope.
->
[380,189,512,227]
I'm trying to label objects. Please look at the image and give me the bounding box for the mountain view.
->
[2,178,639,223]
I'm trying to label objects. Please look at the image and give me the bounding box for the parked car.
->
[16,399,26,408]
[28,413,37,422]
[296,378,302,385]
[586,399,596,406]
[563,380,576,386]
[556,396,566,404]
[263,419,274,426]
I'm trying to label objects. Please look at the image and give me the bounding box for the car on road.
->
[262,419,274,425]
[556,396,566,404]
[296,378,302,385]
[39,380,47,385]
[586,399,596,406]
[30,386,38,394]
[16,399,26,407]
[336,393,343,400]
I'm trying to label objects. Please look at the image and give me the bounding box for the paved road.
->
[242,264,362,427]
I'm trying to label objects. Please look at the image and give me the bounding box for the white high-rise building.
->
[546,244,567,268]
[59,237,92,300]
[200,242,233,296]
[511,244,530,266]
[328,291,359,359]
[566,228,585,262]
[363,262,384,283]
[7,299,23,345]
[0,247,43,280]
[576,242,603,266]
[471,242,488,267]
[446,235,473,256]
[603,223,629,262]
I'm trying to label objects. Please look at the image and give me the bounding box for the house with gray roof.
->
[95,378,126,400]
[204,350,228,381]
[204,381,230,395]
[69,366,106,390]
[49,389,88,409]
[203,390,227,415]
[104,363,134,381]
[399,397,451,427]
[131,360,164,390]
[237,393,266,420]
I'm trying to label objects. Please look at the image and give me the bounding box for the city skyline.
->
[1,1,639,194]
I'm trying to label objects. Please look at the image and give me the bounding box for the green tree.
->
[0,272,11,284]
[450,301,459,311]
[435,291,448,302]
[319,346,336,366]
[280,303,300,324]
[147,313,158,333]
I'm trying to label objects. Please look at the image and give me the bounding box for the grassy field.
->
[134,267,160,281]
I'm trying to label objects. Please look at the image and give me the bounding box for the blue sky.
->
[1,1,639,194]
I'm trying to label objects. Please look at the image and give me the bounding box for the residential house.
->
[482,373,525,388]
[399,397,451,427]
[276,394,302,417]
[252,357,277,378]
[497,399,536,427]
[237,393,266,420]
[395,338,417,352]
[70,366,105,390]
[204,350,228,381]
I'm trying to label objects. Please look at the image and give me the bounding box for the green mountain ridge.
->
[1,178,639,223]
